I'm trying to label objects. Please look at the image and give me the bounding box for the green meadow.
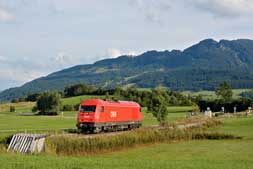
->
[182,89,252,100]
[0,117,252,169]
[0,95,194,132]
[0,95,252,169]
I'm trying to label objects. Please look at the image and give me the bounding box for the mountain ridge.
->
[1,38,253,102]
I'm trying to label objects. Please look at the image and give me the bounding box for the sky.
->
[0,0,253,91]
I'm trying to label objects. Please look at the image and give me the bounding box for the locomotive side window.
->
[80,106,96,112]
[100,106,104,112]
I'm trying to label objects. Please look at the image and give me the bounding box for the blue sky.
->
[0,0,253,91]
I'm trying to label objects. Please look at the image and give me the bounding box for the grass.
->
[0,94,194,132]
[0,115,75,131]
[182,89,253,100]
[0,117,252,169]
[0,102,35,115]
[61,95,104,105]
[209,117,253,139]
[1,141,252,169]
[0,106,192,133]
[46,125,237,156]
[1,95,252,168]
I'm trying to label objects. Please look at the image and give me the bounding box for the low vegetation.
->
[0,97,252,169]
[10,83,198,124]
[195,82,253,112]
[240,90,253,99]
[197,97,252,112]
[46,124,239,156]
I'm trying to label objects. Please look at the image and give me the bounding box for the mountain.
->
[1,38,253,102]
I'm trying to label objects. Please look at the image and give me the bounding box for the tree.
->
[11,99,19,103]
[25,93,41,102]
[114,86,122,97]
[88,85,96,94]
[64,84,88,97]
[36,92,61,115]
[147,89,169,125]
[96,87,105,95]
[215,82,233,102]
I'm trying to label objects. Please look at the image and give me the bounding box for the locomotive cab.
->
[79,105,97,121]
[77,100,104,131]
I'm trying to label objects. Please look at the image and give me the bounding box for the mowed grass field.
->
[0,106,192,131]
[0,95,253,169]
[182,89,252,100]
[0,95,193,132]
[0,117,252,169]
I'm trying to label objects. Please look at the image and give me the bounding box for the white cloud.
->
[188,0,253,17]
[127,51,138,56]
[0,55,7,62]
[106,48,139,58]
[129,0,172,23]
[51,51,73,67]
[0,7,14,22]
[130,0,253,20]
[0,69,45,83]
[106,48,122,58]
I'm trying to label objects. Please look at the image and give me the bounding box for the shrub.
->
[11,99,19,103]
[74,104,80,111]
[9,106,15,112]
[18,97,26,102]
[62,105,74,111]
[197,98,251,112]
[240,90,253,100]
[32,106,38,112]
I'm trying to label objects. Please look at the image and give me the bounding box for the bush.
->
[197,98,251,112]
[9,106,15,112]
[18,97,26,102]
[32,106,38,112]
[240,91,253,100]
[62,105,74,111]
[11,99,19,103]
[74,104,80,111]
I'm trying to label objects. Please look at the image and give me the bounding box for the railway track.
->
[49,122,206,139]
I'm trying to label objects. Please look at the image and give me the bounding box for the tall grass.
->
[46,127,240,156]
[0,134,12,153]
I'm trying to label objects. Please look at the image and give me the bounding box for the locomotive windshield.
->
[80,105,96,112]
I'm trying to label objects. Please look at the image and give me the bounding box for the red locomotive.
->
[77,99,142,133]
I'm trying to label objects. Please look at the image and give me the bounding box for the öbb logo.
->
[110,111,117,118]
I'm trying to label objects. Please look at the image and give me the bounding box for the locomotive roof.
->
[81,99,140,107]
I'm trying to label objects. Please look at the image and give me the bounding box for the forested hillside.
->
[1,39,253,101]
